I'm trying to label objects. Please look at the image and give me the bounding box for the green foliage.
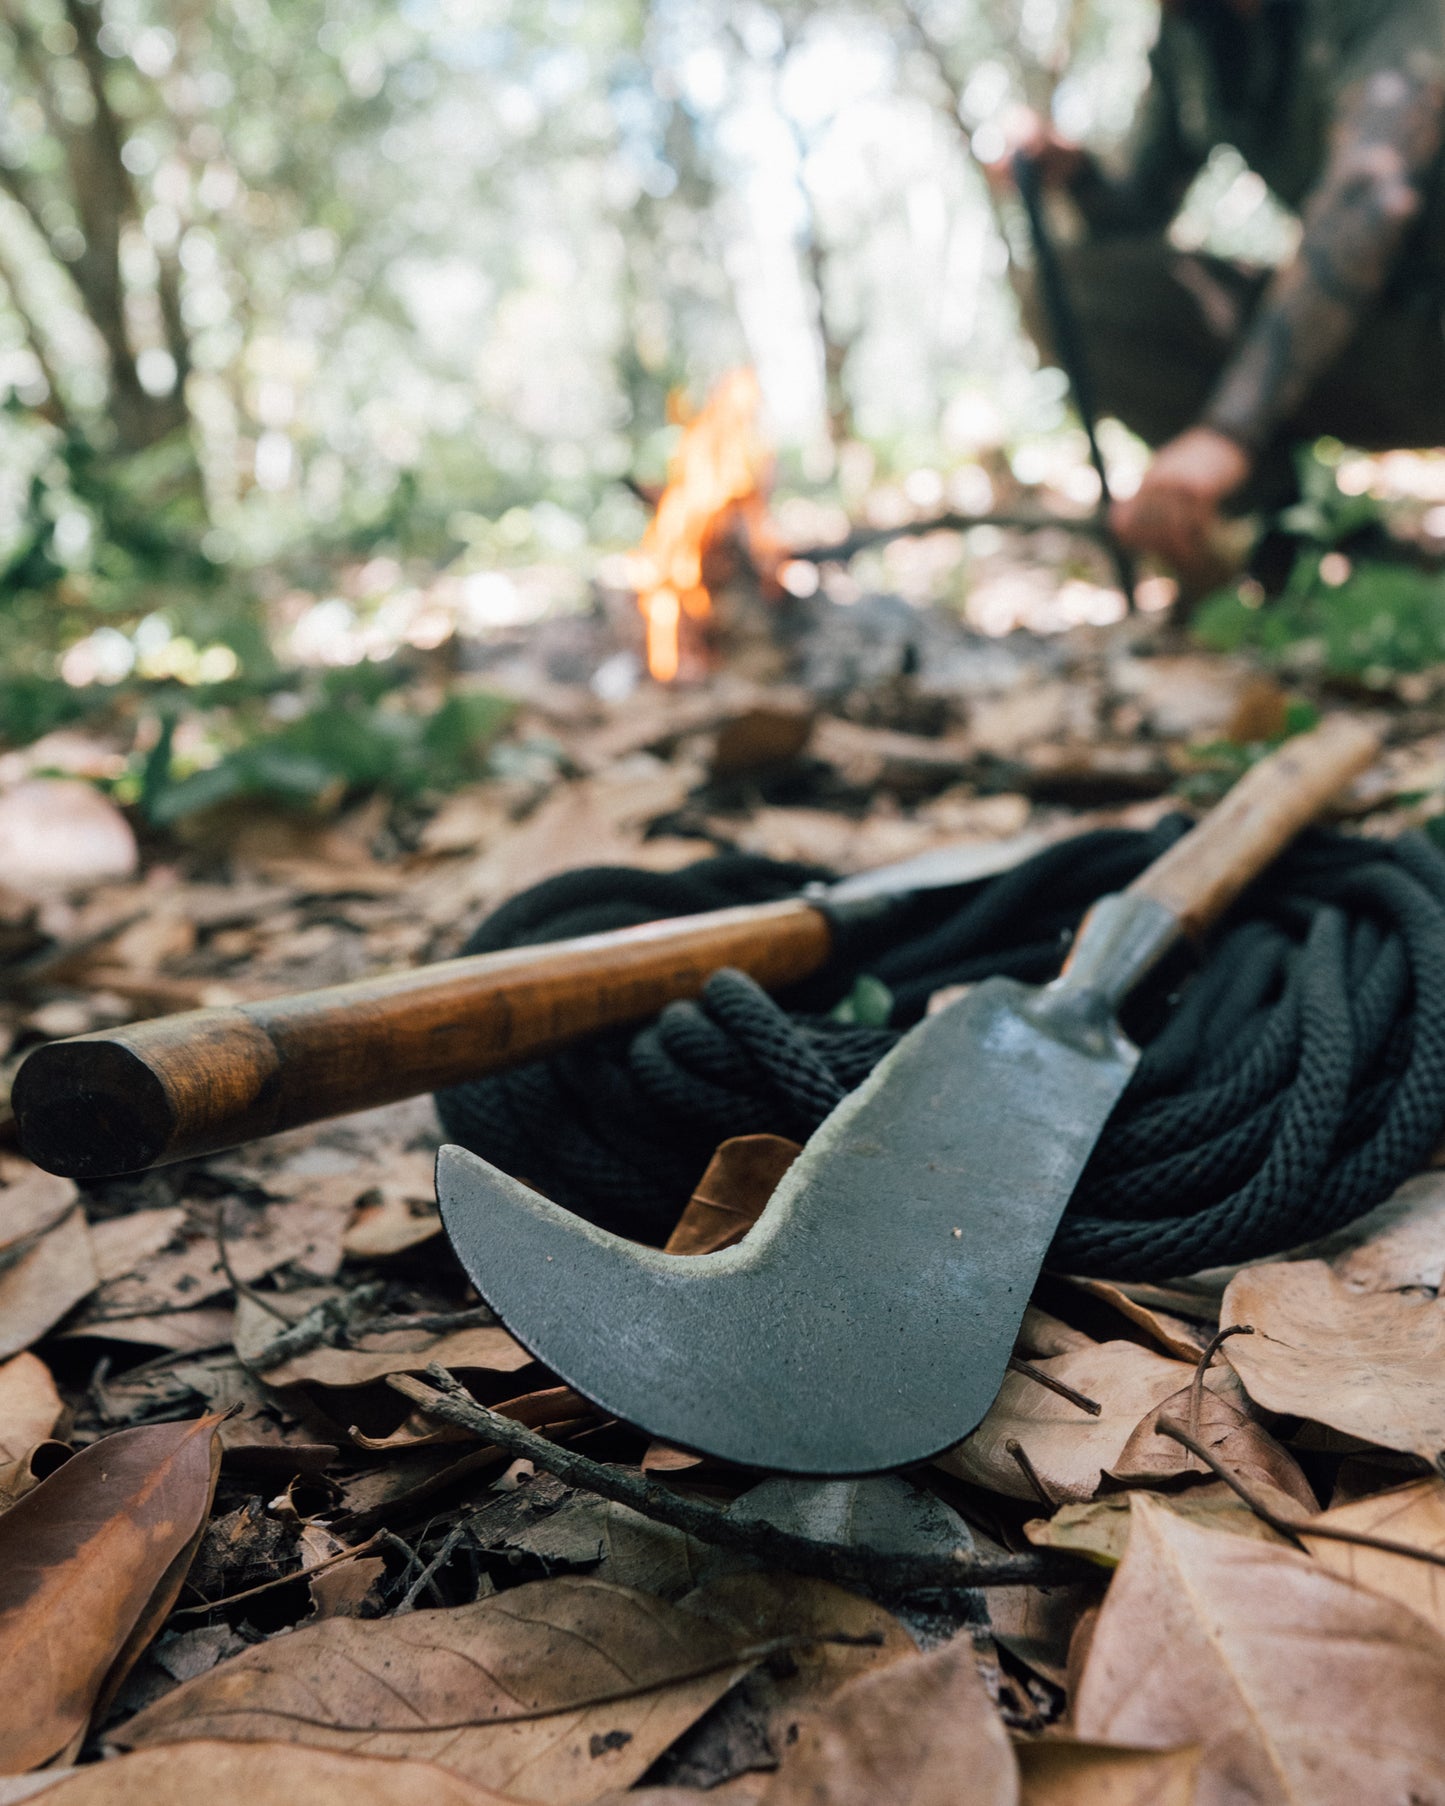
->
[1194,451,1445,677]
[830,972,894,1027]
[144,667,516,825]
[0,671,93,745]
[1196,559,1445,677]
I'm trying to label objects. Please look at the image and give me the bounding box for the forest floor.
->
[5,591,1445,1804]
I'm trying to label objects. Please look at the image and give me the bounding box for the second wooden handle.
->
[1128,716,1379,937]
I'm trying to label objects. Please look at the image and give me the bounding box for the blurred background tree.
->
[0,0,1337,760]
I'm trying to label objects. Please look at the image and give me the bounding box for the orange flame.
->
[634,368,776,682]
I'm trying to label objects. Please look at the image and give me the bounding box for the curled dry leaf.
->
[119,1575,755,1802]
[1223,1260,1445,1458]
[759,1633,1017,1806]
[14,1740,518,1805]
[1106,1378,1316,1511]
[1014,1739,1200,1806]
[664,1135,801,1256]
[1074,1493,1445,1805]
[0,1414,222,1770]
[1300,1477,1445,1640]
[938,1342,1221,1503]
[1062,1279,1211,1360]
[0,1352,63,1502]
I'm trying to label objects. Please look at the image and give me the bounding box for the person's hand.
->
[1110,428,1252,580]
[982,110,1087,197]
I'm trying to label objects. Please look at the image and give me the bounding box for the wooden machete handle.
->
[1127,715,1379,938]
[12,898,833,1179]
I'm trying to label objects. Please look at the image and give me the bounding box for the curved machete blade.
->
[438,976,1137,1474]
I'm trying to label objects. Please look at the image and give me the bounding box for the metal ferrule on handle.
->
[1042,716,1379,1031]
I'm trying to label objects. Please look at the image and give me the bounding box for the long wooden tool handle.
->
[1127,716,1379,937]
[12,899,833,1180]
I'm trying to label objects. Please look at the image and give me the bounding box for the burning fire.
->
[633,368,779,682]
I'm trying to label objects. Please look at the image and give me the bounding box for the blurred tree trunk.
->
[0,0,196,470]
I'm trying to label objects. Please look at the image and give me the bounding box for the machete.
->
[14,827,1046,1179]
[437,717,1377,1474]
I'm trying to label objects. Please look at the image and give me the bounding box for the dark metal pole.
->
[1012,150,1138,605]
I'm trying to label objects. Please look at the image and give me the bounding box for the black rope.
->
[435,827,1445,1280]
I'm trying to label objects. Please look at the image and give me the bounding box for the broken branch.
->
[389,1367,1073,1591]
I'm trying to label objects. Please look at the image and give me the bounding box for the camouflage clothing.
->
[1051,0,1445,461]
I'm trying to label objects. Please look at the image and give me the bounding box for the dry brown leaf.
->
[680,1570,917,1741]
[1063,1279,1210,1360]
[1107,1378,1316,1509]
[309,1554,387,1621]
[1223,1259,1445,1457]
[1015,1739,1199,1805]
[1074,1493,1445,1804]
[1302,1169,1445,1293]
[80,1196,344,1327]
[938,1342,1220,1502]
[354,1382,590,1453]
[594,1787,765,1806]
[1300,1477,1445,1639]
[0,1158,78,1258]
[982,1580,1102,1691]
[247,1315,533,1390]
[1024,1485,1290,1567]
[1016,1306,1096,1357]
[664,1135,801,1256]
[87,1208,188,1283]
[23,1740,518,1805]
[0,1206,96,1360]
[119,1575,754,1801]
[0,1352,63,1502]
[462,759,698,901]
[759,1633,1017,1805]
[0,1414,222,1769]
[339,1155,444,1258]
[63,1307,236,1356]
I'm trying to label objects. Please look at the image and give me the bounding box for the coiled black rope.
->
[435,824,1445,1280]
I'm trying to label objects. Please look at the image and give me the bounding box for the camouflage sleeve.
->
[1071,38,1205,236]
[1203,11,1445,452]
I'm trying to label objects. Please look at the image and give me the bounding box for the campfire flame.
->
[634,368,777,682]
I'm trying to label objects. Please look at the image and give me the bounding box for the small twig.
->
[1005,1438,1056,1510]
[389,1368,1071,1591]
[396,1521,471,1614]
[1188,1324,1254,1440]
[244,1283,385,1372]
[173,1533,383,1616]
[1008,1356,1102,1417]
[216,1209,289,1323]
[1156,1416,1445,1573]
[348,1304,497,1341]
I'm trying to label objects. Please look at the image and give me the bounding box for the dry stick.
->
[1188,1323,1255,1441]
[396,1521,472,1614]
[1008,1356,1102,1417]
[1156,1417,1445,1573]
[245,1283,385,1372]
[215,1210,289,1323]
[1004,1438,1056,1510]
[389,1368,1070,1591]
[174,1533,384,1617]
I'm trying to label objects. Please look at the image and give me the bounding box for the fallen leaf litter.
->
[5,629,1445,1800]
